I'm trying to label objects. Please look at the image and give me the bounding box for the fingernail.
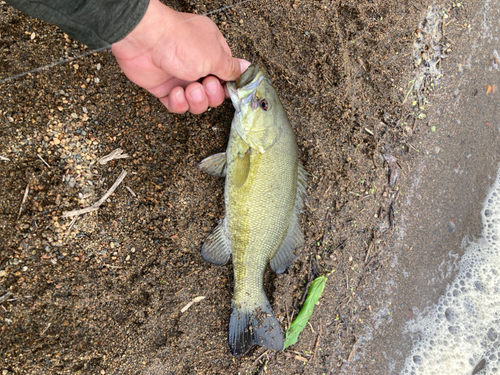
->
[205,81,218,95]
[190,87,203,102]
[173,89,183,101]
[239,59,251,72]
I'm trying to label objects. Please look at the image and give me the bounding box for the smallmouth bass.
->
[199,64,306,356]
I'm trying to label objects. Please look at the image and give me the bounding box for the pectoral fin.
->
[199,152,227,177]
[233,149,250,188]
[201,219,231,266]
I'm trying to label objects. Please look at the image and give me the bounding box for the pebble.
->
[67,177,76,188]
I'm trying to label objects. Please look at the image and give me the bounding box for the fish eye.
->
[260,99,269,111]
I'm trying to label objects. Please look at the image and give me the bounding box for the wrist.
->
[112,0,174,58]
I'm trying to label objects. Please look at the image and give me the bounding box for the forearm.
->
[4,0,150,49]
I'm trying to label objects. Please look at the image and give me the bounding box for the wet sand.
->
[346,0,500,372]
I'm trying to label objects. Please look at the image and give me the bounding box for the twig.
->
[40,322,51,335]
[254,350,269,364]
[364,242,374,264]
[348,340,358,362]
[0,291,12,304]
[308,321,315,334]
[285,300,290,328]
[62,204,99,217]
[406,142,418,152]
[37,154,51,168]
[312,318,322,361]
[180,296,206,313]
[62,170,127,218]
[98,148,129,165]
[300,279,313,305]
[18,184,29,219]
[0,155,9,161]
[125,186,136,197]
[283,352,308,362]
[66,216,78,234]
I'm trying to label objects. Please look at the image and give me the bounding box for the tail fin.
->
[228,300,284,356]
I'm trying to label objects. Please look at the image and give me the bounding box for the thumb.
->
[238,59,251,75]
[212,56,251,82]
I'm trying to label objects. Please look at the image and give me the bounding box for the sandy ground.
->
[0,0,487,373]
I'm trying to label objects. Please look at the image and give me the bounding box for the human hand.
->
[111,0,250,114]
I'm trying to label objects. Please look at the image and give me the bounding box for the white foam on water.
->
[402,163,500,374]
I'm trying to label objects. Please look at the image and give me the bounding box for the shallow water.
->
[345,0,500,373]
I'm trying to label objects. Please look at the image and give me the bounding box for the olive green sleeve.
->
[4,0,150,49]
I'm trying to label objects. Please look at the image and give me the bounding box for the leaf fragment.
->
[284,276,327,349]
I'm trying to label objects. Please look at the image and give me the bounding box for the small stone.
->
[67,177,76,188]
[53,138,61,145]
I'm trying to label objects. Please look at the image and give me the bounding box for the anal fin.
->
[201,219,231,266]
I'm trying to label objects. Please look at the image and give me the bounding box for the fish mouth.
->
[227,64,265,113]
[235,64,261,89]
[227,81,240,112]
